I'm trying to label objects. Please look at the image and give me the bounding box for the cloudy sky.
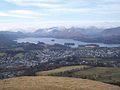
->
[0,0,120,31]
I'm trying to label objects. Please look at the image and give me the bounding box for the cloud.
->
[6,0,62,4]
[3,0,120,23]
[5,0,120,14]
[9,10,46,16]
[0,21,120,31]
[0,10,46,18]
[50,8,92,13]
[5,0,64,8]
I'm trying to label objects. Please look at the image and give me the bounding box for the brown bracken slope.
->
[0,76,120,90]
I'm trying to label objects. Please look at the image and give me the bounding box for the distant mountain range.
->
[0,26,120,44]
[0,31,25,48]
[102,27,120,36]
[33,26,104,38]
[99,27,120,44]
[33,26,120,44]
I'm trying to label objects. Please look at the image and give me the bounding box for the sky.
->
[0,0,120,31]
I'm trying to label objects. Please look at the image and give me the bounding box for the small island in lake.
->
[64,43,75,46]
[51,39,55,41]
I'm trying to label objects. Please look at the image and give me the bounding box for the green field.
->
[36,65,90,76]
[74,67,120,84]
[0,52,6,57]
[36,66,120,86]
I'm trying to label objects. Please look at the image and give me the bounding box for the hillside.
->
[0,76,120,90]
[34,27,86,38]
[76,27,120,44]
[97,27,120,44]
[36,65,90,76]
[36,66,120,86]
[1,26,120,44]
[33,26,120,44]
[101,27,120,36]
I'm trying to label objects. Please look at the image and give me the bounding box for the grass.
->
[75,67,120,75]
[74,67,120,80]
[36,66,120,86]
[0,52,6,57]
[0,76,120,90]
[14,53,24,59]
[36,65,89,76]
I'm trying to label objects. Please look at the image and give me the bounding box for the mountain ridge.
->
[0,26,120,44]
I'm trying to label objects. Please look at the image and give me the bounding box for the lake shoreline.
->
[15,37,120,47]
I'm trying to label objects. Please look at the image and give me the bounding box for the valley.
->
[0,0,120,89]
[0,26,120,89]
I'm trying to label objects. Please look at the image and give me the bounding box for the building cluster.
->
[0,43,120,78]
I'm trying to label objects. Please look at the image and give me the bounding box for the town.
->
[0,42,120,78]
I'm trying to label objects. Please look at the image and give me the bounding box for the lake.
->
[16,37,120,47]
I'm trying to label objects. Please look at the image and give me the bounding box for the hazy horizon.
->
[0,21,120,32]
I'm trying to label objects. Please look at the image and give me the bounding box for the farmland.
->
[37,65,120,86]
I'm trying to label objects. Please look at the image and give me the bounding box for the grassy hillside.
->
[0,76,120,90]
[73,67,120,85]
[36,65,90,76]
[36,66,120,86]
